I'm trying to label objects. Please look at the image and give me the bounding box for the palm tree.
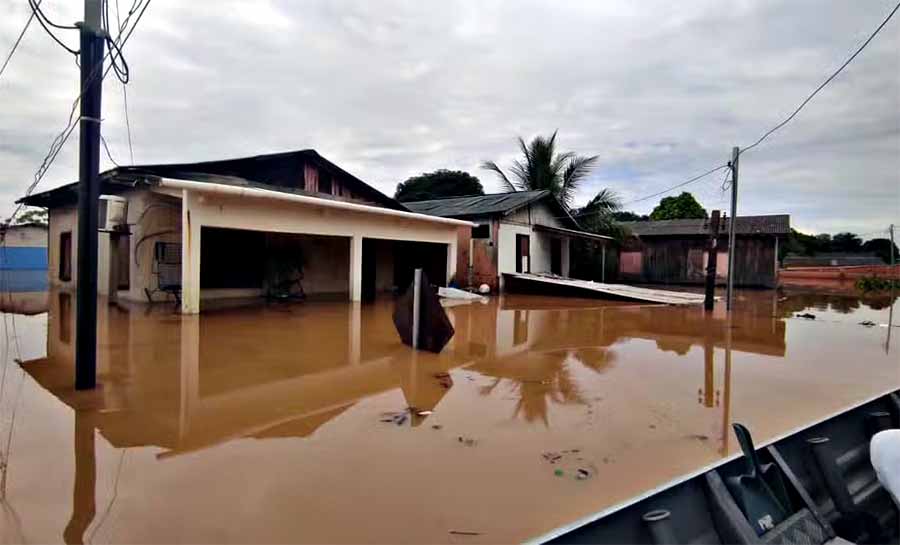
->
[481,131,598,208]
[573,188,625,238]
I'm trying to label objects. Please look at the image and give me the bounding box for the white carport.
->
[154,178,473,314]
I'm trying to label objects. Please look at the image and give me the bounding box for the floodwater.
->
[0,284,898,544]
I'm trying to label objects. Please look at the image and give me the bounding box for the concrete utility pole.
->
[74,0,105,390]
[726,147,739,311]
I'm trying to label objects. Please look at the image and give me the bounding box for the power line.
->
[0,3,38,83]
[740,1,900,156]
[115,0,135,163]
[620,164,729,207]
[27,0,79,56]
[4,0,151,225]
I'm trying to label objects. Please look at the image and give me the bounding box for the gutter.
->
[156,178,475,228]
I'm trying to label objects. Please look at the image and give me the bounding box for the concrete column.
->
[446,239,457,285]
[349,235,363,302]
[179,314,200,438]
[181,190,202,314]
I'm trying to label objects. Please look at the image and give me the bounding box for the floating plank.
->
[503,273,707,305]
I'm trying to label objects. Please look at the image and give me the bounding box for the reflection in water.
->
[4,287,899,544]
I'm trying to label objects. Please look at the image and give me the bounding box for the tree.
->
[831,232,863,253]
[649,192,707,220]
[14,207,48,226]
[481,131,598,208]
[861,238,899,264]
[394,169,483,202]
[572,189,623,237]
[612,211,649,222]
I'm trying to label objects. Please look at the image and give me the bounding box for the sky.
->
[1,0,898,237]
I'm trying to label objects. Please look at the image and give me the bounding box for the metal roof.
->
[403,190,552,218]
[620,214,790,237]
[18,149,404,210]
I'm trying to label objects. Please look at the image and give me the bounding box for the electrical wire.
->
[115,0,135,164]
[27,0,79,56]
[621,164,729,207]
[4,0,151,227]
[740,1,900,156]
[101,133,120,167]
[0,3,38,83]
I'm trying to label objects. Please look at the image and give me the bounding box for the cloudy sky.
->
[1,0,898,236]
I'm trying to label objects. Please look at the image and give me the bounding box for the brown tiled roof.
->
[620,214,790,237]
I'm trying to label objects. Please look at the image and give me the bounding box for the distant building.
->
[782,253,885,268]
[18,149,470,313]
[0,222,48,270]
[618,214,790,288]
[405,191,613,291]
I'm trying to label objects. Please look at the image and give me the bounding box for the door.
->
[515,234,530,273]
[550,238,562,275]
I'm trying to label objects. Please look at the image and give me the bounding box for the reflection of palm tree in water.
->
[473,348,614,426]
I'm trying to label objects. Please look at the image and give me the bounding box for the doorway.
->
[515,234,530,273]
[550,238,562,275]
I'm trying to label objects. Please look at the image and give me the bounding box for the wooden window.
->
[318,171,333,195]
[59,231,72,281]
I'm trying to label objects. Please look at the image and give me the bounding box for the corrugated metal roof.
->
[403,190,551,218]
[19,149,404,210]
[620,214,790,236]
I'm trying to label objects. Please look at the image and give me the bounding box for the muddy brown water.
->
[0,287,897,544]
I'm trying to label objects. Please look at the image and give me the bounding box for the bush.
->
[855,275,900,292]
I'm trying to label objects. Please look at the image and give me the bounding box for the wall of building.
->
[48,206,77,290]
[497,223,570,278]
[180,188,460,312]
[0,225,48,270]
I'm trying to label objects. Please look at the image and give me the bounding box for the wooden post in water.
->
[704,210,721,311]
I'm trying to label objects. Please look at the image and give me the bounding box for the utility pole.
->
[74,0,105,390]
[726,147,739,311]
[704,210,721,311]
[890,224,895,268]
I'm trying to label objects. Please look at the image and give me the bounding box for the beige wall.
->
[179,188,459,313]
[48,206,77,290]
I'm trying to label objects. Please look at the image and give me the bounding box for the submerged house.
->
[18,150,471,313]
[618,214,790,288]
[404,191,613,291]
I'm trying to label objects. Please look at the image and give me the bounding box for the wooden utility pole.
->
[74,0,105,390]
[704,210,721,311]
[726,147,739,311]
[890,224,896,268]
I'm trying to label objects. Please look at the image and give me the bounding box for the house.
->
[404,191,613,291]
[18,149,471,313]
[0,222,48,270]
[618,214,790,288]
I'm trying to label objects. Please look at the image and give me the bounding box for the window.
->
[318,171,333,195]
[472,224,490,239]
[59,231,72,281]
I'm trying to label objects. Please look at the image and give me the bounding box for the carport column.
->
[181,189,202,314]
[349,235,363,302]
[446,238,457,285]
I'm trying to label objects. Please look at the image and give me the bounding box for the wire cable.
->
[101,133,120,167]
[0,3,38,83]
[27,0,79,56]
[115,0,135,163]
[621,164,729,207]
[740,1,900,156]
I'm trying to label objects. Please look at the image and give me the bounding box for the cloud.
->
[1,0,897,236]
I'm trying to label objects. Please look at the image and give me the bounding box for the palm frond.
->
[480,160,518,192]
[560,154,599,206]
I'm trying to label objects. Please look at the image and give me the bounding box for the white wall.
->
[3,225,47,247]
[179,188,459,313]
[497,222,570,279]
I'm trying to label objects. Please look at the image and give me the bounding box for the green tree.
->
[649,192,707,220]
[573,189,624,237]
[395,169,483,202]
[831,232,863,253]
[14,207,48,226]
[612,211,649,222]
[481,131,598,208]
[861,238,899,264]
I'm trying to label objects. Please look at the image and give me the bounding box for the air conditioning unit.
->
[99,195,128,232]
